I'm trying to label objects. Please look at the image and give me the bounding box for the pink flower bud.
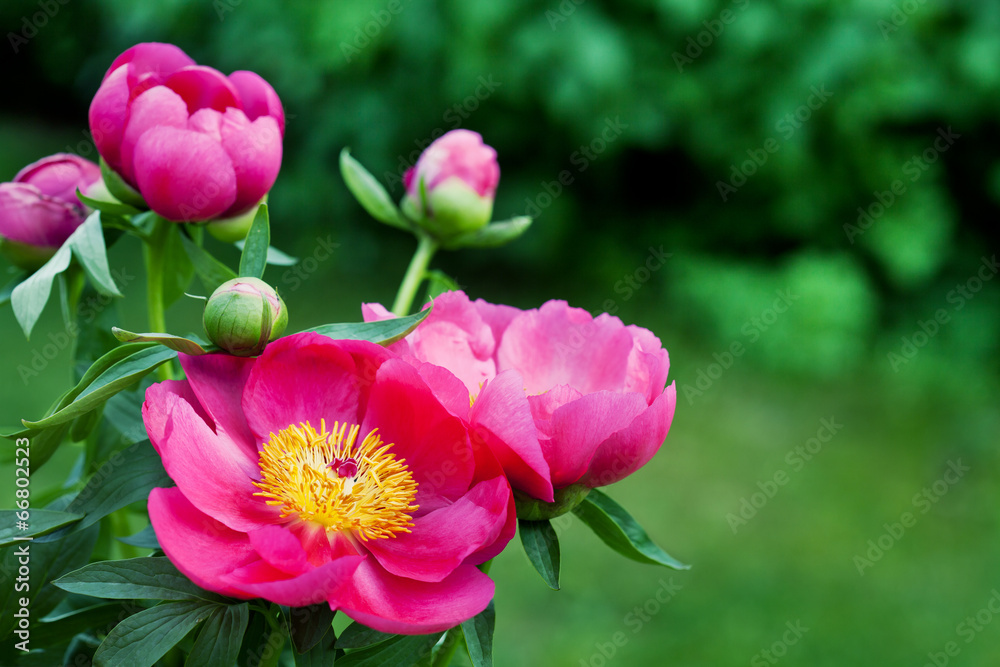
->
[88,43,284,223]
[402,130,499,238]
[0,153,100,269]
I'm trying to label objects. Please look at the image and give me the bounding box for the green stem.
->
[392,235,438,316]
[143,218,173,380]
[258,605,287,667]
[431,627,464,667]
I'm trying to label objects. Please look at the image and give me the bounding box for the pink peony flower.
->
[89,42,284,222]
[402,130,500,237]
[364,291,676,503]
[144,333,515,633]
[0,154,101,267]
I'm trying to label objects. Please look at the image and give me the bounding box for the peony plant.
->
[1,42,685,667]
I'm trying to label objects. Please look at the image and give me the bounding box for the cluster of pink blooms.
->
[0,43,676,635]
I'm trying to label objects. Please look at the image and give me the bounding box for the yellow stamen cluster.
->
[253,420,418,541]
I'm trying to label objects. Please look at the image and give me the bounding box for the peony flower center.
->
[253,420,418,540]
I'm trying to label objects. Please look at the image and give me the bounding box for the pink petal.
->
[0,183,83,247]
[332,560,494,635]
[218,108,282,216]
[241,334,390,444]
[120,85,190,184]
[143,382,279,531]
[366,474,510,583]
[579,383,676,488]
[228,70,285,135]
[132,125,238,221]
[497,302,635,395]
[224,556,364,607]
[624,325,670,405]
[105,42,195,86]
[360,359,475,512]
[142,380,210,453]
[471,370,553,502]
[414,361,472,419]
[178,352,258,451]
[472,296,520,348]
[542,391,648,488]
[14,154,100,204]
[88,66,130,174]
[248,525,309,576]
[164,65,241,115]
[148,487,257,599]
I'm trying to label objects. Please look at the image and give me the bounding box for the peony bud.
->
[203,277,287,356]
[401,130,499,239]
[0,154,101,269]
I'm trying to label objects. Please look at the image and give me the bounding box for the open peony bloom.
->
[364,291,676,506]
[89,42,284,222]
[144,333,515,633]
[0,154,101,268]
[401,130,499,238]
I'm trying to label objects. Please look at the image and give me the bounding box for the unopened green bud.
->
[514,484,591,520]
[203,277,287,356]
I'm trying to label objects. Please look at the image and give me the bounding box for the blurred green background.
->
[1,0,998,665]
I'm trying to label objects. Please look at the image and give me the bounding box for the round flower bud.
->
[203,277,287,356]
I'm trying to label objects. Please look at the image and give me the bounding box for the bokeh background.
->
[2,1,999,665]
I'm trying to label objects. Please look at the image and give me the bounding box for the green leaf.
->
[461,600,495,667]
[20,345,177,430]
[424,270,459,300]
[118,524,161,550]
[235,239,299,266]
[180,233,238,292]
[336,622,394,650]
[99,156,146,208]
[340,148,409,230]
[11,241,72,339]
[5,422,72,472]
[572,489,690,570]
[294,628,337,667]
[69,211,123,298]
[185,603,249,667]
[76,188,142,217]
[519,519,560,590]
[239,203,270,279]
[112,327,210,355]
[304,307,429,347]
[55,557,225,603]
[443,216,533,250]
[0,271,25,308]
[93,600,217,667]
[287,603,337,654]
[31,602,128,648]
[64,440,171,531]
[0,509,83,547]
[338,633,441,667]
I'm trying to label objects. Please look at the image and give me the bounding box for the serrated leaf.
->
[239,203,270,279]
[77,189,142,217]
[337,633,441,667]
[461,600,495,667]
[340,149,409,230]
[180,233,238,291]
[185,603,249,667]
[55,557,225,603]
[11,242,72,339]
[335,622,394,650]
[287,603,337,654]
[572,489,689,570]
[0,509,83,547]
[70,211,122,298]
[304,307,429,347]
[235,239,299,266]
[93,600,217,667]
[519,519,560,590]
[443,216,532,250]
[112,327,209,355]
[20,345,177,430]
